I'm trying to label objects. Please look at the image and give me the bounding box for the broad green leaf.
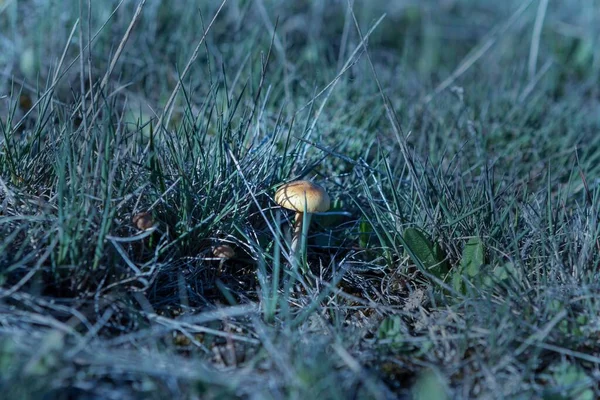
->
[433,242,450,273]
[403,228,447,278]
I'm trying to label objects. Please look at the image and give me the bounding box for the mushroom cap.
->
[213,244,235,259]
[132,212,154,231]
[274,180,330,213]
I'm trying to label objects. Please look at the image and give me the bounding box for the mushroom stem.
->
[274,180,329,265]
[291,211,312,255]
[217,259,225,275]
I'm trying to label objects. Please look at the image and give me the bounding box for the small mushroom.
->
[132,212,154,231]
[213,244,235,274]
[274,180,330,256]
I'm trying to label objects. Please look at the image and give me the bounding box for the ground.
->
[1,0,600,399]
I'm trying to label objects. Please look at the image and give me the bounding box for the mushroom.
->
[274,180,330,256]
[213,244,235,274]
[132,212,154,231]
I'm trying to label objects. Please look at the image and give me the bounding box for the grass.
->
[1,0,600,398]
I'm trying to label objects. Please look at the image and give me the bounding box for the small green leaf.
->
[461,237,485,277]
[377,315,427,353]
[482,262,519,289]
[412,369,448,400]
[451,269,464,294]
[377,315,406,341]
[452,237,485,293]
[403,228,447,278]
[545,361,594,400]
[359,217,372,249]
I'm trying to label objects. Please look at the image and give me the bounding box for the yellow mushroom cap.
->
[213,244,235,259]
[274,180,330,213]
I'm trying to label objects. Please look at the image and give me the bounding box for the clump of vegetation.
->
[1,0,599,398]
